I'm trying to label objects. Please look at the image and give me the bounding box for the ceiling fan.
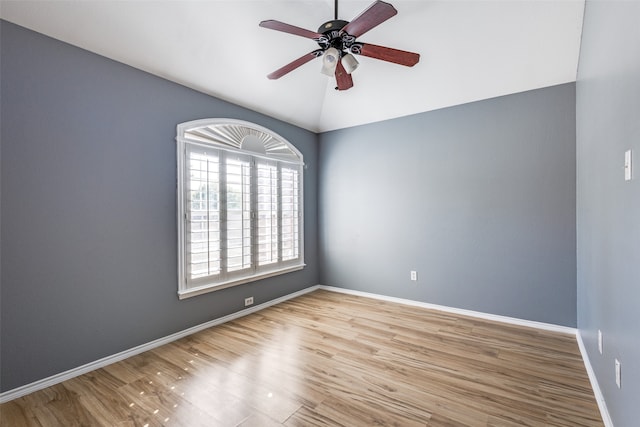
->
[259,0,420,91]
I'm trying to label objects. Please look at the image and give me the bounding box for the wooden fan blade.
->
[334,60,354,91]
[340,1,397,38]
[357,43,420,67]
[259,20,323,40]
[267,50,323,80]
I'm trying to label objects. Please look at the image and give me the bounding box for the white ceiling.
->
[0,0,585,133]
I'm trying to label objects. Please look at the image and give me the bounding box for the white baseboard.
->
[576,330,614,427]
[318,285,577,335]
[0,285,321,404]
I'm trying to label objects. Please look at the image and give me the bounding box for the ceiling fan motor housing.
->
[318,19,348,35]
[316,19,359,55]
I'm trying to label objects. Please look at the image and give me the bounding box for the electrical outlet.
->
[410,271,417,281]
[244,297,254,307]
[598,330,603,355]
[615,359,621,388]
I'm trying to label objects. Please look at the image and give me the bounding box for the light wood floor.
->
[2,290,603,426]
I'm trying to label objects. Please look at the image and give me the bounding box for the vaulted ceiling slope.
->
[0,0,585,133]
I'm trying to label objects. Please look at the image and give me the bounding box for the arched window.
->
[176,119,304,299]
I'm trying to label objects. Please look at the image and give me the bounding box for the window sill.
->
[178,264,305,300]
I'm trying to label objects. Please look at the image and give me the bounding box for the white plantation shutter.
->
[281,166,300,261]
[225,155,252,273]
[177,119,304,299]
[257,161,279,266]
[186,147,221,281]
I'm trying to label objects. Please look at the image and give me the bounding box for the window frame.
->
[176,119,304,299]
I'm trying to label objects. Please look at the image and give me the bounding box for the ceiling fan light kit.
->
[341,53,359,74]
[259,0,420,91]
[321,47,341,76]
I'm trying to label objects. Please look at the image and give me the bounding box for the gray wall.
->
[0,20,319,392]
[576,1,640,426]
[319,84,577,327]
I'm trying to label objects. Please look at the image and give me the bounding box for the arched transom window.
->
[176,119,304,299]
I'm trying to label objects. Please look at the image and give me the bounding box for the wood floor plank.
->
[1,289,603,426]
